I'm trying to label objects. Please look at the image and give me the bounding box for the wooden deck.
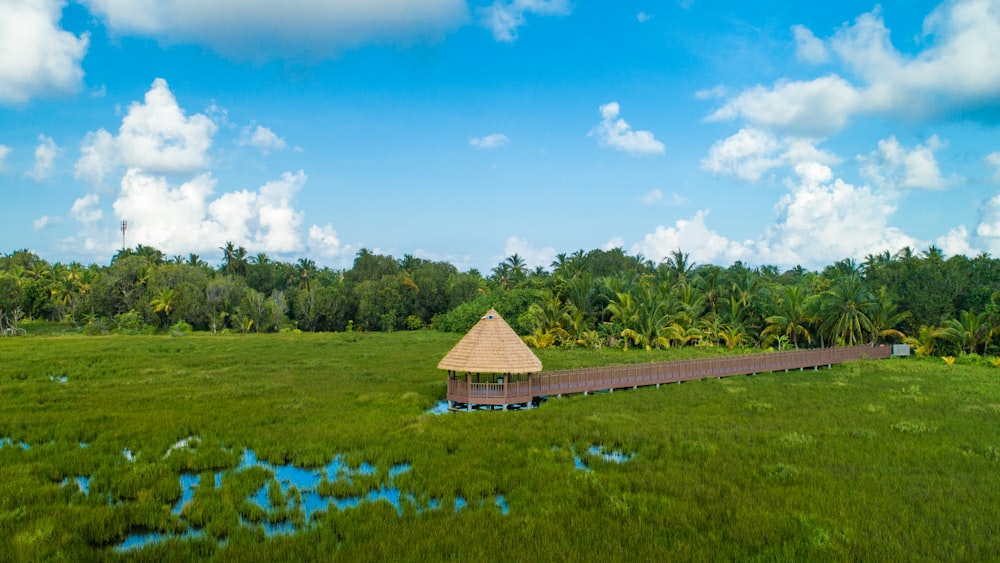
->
[446,345,892,411]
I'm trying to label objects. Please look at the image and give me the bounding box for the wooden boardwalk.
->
[447,345,892,411]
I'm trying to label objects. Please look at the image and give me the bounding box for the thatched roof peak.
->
[437,309,542,374]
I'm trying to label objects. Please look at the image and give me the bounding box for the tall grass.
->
[1,333,999,560]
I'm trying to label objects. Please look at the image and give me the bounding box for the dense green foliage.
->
[2,333,999,560]
[4,245,1000,359]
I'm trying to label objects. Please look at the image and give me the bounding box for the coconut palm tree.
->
[150,287,177,326]
[818,273,874,346]
[941,309,989,355]
[761,285,813,348]
[868,287,909,344]
[662,249,694,288]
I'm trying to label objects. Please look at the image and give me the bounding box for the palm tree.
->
[903,325,947,357]
[150,288,177,326]
[818,274,874,346]
[526,291,571,348]
[761,285,813,348]
[490,262,512,289]
[941,309,989,355]
[503,254,527,287]
[719,324,746,349]
[219,242,248,276]
[662,249,694,288]
[296,258,317,291]
[869,287,909,344]
[694,265,725,316]
[187,253,207,268]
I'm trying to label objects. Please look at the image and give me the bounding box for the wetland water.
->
[4,436,627,551]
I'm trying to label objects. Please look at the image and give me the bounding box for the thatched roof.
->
[437,309,542,374]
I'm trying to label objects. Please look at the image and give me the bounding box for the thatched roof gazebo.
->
[439,309,542,411]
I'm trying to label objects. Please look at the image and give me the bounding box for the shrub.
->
[169,320,194,337]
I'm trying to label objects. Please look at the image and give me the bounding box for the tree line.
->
[2,243,999,358]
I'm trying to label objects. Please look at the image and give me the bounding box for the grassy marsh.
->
[1,332,999,560]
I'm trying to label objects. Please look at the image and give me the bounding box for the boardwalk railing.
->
[447,345,891,409]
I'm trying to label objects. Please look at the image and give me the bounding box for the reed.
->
[1,333,999,560]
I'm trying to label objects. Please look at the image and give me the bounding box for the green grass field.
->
[2,332,999,561]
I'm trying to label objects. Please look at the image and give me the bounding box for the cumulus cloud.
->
[936,225,974,257]
[590,102,665,156]
[755,162,917,266]
[76,78,216,186]
[987,152,1000,182]
[708,75,862,137]
[0,0,89,104]
[603,236,625,251]
[502,236,556,269]
[702,127,839,182]
[479,0,570,42]
[974,190,1000,255]
[470,133,509,149]
[859,135,950,190]
[632,210,750,265]
[308,224,351,259]
[792,24,829,64]
[710,1,1000,135]
[0,145,9,170]
[107,168,307,256]
[70,193,103,224]
[239,124,286,155]
[26,135,58,180]
[82,0,468,58]
[636,12,652,23]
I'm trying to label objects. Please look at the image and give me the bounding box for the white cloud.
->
[502,236,555,269]
[702,127,839,182]
[603,236,625,251]
[702,128,782,182]
[26,135,58,180]
[859,135,950,190]
[0,145,9,170]
[755,162,917,266]
[33,214,58,230]
[710,1,1000,135]
[631,210,749,265]
[0,0,89,104]
[936,225,974,257]
[708,75,862,137]
[792,24,829,64]
[108,168,307,256]
[636,12,652,23]
[986,152,1000,182]
[479,0,569,42]
[76,78,216,185]
[590,102,665,156]
[70,194,103,224]
[308,224,351,259]
[82,0,469,58]
[470,133,509,149]
[975,191,1000,255]
[239,124,287,155]
[75,129,118,187]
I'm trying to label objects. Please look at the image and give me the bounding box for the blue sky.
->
[2,0,999,271]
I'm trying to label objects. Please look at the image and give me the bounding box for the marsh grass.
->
[2,334,1000,560]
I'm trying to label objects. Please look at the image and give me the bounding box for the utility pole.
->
[121,219,128,253]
